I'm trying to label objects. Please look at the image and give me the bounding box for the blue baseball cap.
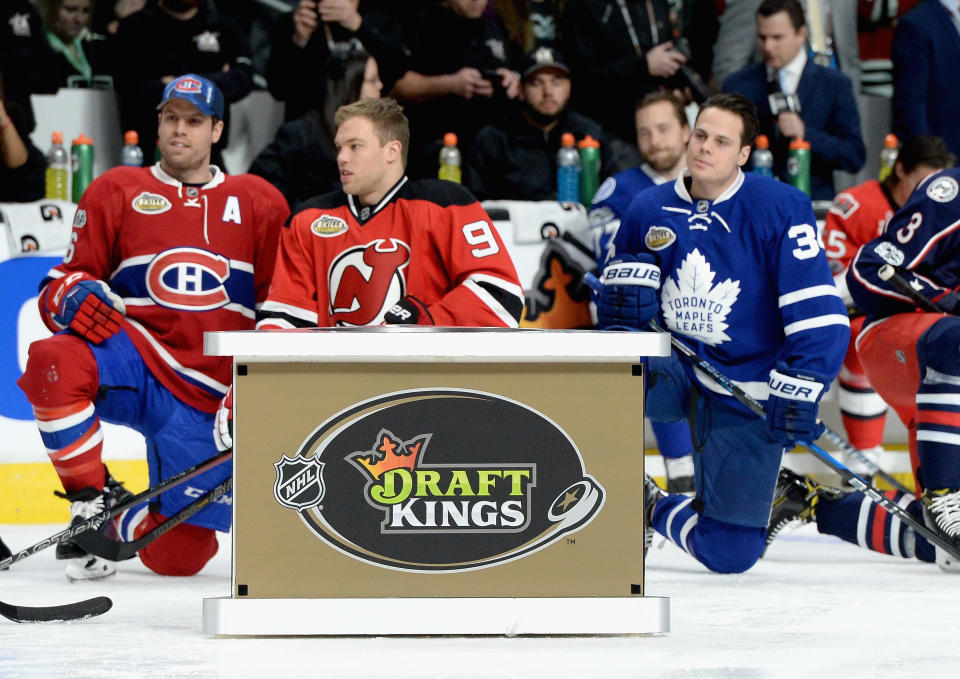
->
[156,74,225,119]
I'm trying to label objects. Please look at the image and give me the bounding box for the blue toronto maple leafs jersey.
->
[848,168,960,318]
[610,170,850,408]
[589,164,667,267]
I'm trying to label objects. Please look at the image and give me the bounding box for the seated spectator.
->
[391,0,521,179]
[559,0,717,146]
[111,0,252,169]
[266,1,407,122]
[249,47,383,209]
[722,0,864,200]
[0,94,46,202]
[465,46,615,201]
[1,0,59,133]
[38,0,113,89]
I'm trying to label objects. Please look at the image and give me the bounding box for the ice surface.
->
[1,522,957,679]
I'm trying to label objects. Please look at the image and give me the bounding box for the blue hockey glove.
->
[765,366,829,446]
[595,253,661,330]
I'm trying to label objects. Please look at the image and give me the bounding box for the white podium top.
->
[204,328,669,363]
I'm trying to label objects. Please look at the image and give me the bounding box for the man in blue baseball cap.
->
[155,74,225,183]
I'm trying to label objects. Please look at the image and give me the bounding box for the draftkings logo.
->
[272,389,605,572]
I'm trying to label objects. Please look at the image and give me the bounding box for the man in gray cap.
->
[465,46,617,201]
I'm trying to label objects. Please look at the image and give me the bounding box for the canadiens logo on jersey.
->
[145,247,231,311]
[661,249,741,346]
[132,192,172,215]
[328,238,410,326]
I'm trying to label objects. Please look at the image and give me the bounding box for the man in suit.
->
[721,0,864,200]
[892,0,960,160]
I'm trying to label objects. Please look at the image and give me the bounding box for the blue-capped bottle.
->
[752,134,774,178]
[556,132,581,203]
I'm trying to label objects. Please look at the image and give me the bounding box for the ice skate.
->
[766,468,841,548]
[643,474,667,553]
[55,470,133,582]
[921,488,960,573]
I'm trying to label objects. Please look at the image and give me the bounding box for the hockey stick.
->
[0,595,112,624]
[74,476,233,561]
[582,272,911,493]
[877,264,947,313]
[0,450,232,571]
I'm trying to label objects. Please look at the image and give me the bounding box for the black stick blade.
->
[0,537,11,560]
[0,596,112,623]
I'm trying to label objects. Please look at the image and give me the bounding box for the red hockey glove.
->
[213,386,233,452]
[44,272,126,344]
[383,296,434,325]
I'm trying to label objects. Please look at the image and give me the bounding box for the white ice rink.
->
[1,522,957,679]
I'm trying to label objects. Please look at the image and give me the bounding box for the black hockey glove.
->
[383,296,433,325]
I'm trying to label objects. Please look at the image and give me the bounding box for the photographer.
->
[390,0,521,179]
[721,0,864,200]
[559,0,717,147]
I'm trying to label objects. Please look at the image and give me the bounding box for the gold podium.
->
[202,328,669,636]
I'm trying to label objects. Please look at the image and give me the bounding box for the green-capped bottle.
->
[71,134,94,203]
[786,137,811,196]
[577,135,601,205]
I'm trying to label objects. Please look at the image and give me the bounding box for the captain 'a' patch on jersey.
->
[328,238,411,326]
[660,249,741,346]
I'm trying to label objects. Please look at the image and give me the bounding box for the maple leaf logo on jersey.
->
[660,249,740,346]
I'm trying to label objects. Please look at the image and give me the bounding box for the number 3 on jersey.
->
[462,220,500,258]
[788,223,822,260]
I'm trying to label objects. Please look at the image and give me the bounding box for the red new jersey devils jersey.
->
[259,177,524,328]
[39,165,288,412]
[824,179,895,273]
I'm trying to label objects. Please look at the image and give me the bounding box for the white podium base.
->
[203,596,669,637]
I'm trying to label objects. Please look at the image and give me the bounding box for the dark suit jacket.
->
[892,0,960,159]
[722,59,865,200]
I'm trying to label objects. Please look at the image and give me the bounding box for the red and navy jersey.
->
[849,168,960,317]
[39,164,288,412]
[259,177,524,328]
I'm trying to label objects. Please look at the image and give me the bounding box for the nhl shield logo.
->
[273,454,325,510]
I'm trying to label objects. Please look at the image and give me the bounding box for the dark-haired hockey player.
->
[589,90,696,493]
[769,165,960,572]
[18,74,288,581]
[822,135,954,480]
[595,92,849,573]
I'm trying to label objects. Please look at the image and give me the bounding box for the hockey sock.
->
[837,380,888,450]
[131,510,219,576]
[915,382,960,489]
[651,493,698,554]
[34,401,106,493]
[816,490,935,562]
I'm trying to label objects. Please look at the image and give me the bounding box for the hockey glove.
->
[765,365,829,446]
[213,386,233,452]
[383,296,434,325]
[45,273,125,344]
[596,253,661,330]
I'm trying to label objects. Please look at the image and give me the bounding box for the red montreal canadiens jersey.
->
[824,179,894,273]
[39,165,288,412]
[259,177,524,328]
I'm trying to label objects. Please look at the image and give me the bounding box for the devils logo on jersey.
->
[146,247,231,311]
[328,239,410,326]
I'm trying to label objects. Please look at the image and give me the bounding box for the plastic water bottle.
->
[556,132,581,203]
[786,137,811,196]
[878,133,899,182]
[578,135,601,205]
[752,134,774,178]
[438,132,461,183]
[45,131,69,201]
[71,134,94,203]
[121,130,144,167]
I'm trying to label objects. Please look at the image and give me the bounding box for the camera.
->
[667,37,713,104]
